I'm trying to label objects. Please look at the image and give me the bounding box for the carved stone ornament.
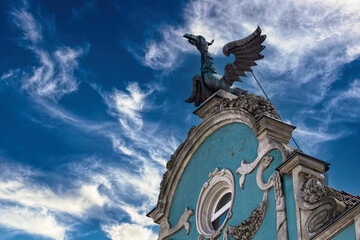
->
[223,191,268,240]
[158,207,194,240]
[202,94,280,121]
[300,176,345,204]
[223,155,288,240]
[297,174,353,238]
[196,168,235,240]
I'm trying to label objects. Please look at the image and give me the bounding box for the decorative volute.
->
[278,152,359,239]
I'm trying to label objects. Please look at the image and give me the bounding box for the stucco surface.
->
[168,122,285,239]
[331,223,356,240]
[283,174,298,240]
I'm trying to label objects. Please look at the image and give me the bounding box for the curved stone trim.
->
[233,154,289,240]
[151,109,257,223]
[256,156,288,239]
[158,207,194,240]
[196,168,235,240]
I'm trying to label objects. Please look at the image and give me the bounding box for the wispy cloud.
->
[287,77,360,152]
[103,82,153,128]
[133,0,360,152]
[0,159,107,239]
[2,79,177,238]
[102,223,157,240]
[11,2,42,44]
[138,0,360,75]
[0,205,65,240]
[91,81,178,166]
[7,0,89,101]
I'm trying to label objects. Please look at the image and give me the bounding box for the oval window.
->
[196,168,235,239]
[211,192,232,230]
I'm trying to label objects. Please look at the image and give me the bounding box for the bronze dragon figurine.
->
[184,26,266,107]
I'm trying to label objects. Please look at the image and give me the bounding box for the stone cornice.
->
[277,151,330,175]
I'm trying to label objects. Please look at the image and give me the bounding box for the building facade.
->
[147,90,360,240]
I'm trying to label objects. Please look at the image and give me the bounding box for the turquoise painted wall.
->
[331,223,356,240]
[283,174,298,239]
[167,122,292,239]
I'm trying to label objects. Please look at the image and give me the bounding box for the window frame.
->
[196,168,235,239]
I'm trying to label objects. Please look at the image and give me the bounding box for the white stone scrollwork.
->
[225,155,288,240]
[296,174,350,239]
[256,156,288,240]
[196,168,235,240]
[158,207,193,240]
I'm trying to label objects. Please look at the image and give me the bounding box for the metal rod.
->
[251,71,301,150]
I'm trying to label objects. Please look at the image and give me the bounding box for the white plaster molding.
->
[236,136,294,189]
[291,165,326,240]
[288,161,355,240]
[311,203,360,240]
[256,155,288,240]
[158,207,194,240]
[278,152,329,175]
[225,155,289,240]
[196,168,235,240]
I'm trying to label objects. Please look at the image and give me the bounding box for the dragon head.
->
[183,34,214,53]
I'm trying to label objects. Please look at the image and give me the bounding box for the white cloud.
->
[103,82,153,128]
[21,46,87,100]
[138,0,360,98]
[11,2,42,44]
[1,69,21,81]
[292,124,344,152]
[90,82,179,165]
[134,0,360,152]
[0,160,108,239]
[6,3,179,237]
[339,79,360,100]
[0,205,65,240]
[8,1,88,101]
[0,179,107,216]
[102,223,157,240]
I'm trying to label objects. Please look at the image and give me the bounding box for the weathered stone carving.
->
[273,172,288,239]
[158,207,194,240]
[223,192,267,240]
[184,27,266,107]
[203,94,280,121]
[297,175,352,238]
[225,155,288,240]
[256,156,288,240]
[300,176,345,204]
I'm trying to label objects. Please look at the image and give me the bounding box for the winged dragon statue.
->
[183,26,266,107]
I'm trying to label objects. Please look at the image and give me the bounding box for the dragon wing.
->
[222,26,266,85]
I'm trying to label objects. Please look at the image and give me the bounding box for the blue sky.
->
[0,0,359,239]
